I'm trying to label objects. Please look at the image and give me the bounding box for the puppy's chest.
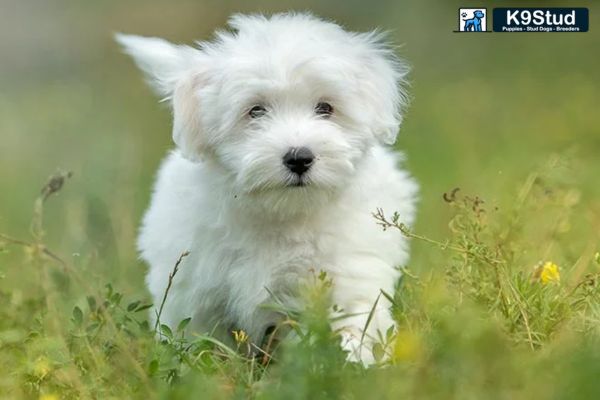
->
[223,230,332,285]
[245,235,325,271]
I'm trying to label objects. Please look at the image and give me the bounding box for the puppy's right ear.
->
[116,34,206,161]
[115,33,198,98]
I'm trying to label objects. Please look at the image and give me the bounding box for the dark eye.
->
[249,105,267,118]
[315,102,333,117]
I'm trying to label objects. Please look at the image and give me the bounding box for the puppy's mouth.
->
[243,176,311,195]
[286,175,310,188]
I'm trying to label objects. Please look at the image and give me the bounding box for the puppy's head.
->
[118,13,408,211]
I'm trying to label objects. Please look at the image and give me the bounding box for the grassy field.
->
[1,1,599,398]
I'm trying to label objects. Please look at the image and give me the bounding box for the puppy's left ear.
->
[358,32,410,146]
[116,34,207,161]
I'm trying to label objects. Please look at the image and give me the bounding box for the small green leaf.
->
[386,326,395,341]
[160,324,173,338]
[135,303,153,313]
[87,296,97,311]
[127,300,141,312]
[372,342,385,362]
[105,283,113,298]
[111,292,123,306]
[177,317,192,333]
[149,359,159,375]
[138,320,150,332]
[318,270,328,281]
[72,306,83,326]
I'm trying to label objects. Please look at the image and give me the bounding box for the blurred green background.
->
[1,0,598,300]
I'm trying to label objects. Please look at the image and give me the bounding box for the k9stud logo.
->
[454,7,589,33]
[457,8,489,32]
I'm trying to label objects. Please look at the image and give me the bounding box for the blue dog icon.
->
[463,10,485,31]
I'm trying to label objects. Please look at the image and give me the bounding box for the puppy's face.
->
[210,52,375,195]
[118,13,407,210]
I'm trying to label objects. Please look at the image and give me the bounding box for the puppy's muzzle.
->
[283,147,314,176]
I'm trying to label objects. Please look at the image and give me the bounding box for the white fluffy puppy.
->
[117,12,418,365]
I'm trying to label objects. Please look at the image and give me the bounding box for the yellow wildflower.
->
[392,330,422,363]
[594,252,600,266]
[39,394,59,400]
[536,261,560,285]
[232,330,249,345]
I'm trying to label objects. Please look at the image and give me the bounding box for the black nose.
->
[283,147,314,175]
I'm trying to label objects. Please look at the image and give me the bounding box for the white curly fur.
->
[117,12,418,365]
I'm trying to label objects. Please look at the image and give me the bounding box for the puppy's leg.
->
[329,257,399,365]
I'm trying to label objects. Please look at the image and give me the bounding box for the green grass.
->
[1,1,599,399]
[2,159,600,399]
